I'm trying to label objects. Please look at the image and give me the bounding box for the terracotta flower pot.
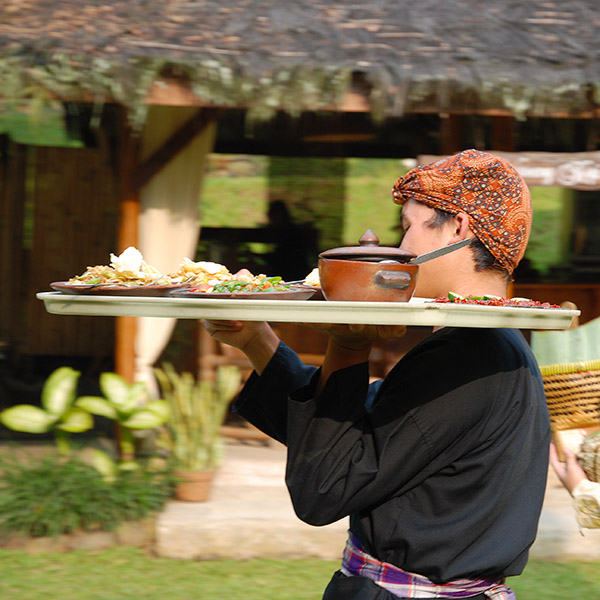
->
[174,470,216,502]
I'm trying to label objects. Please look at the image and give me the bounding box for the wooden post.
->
[440,114,463,156]
[491,116,515,152]
[115,111,139,383]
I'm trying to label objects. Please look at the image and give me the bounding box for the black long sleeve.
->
[235,328,550,584]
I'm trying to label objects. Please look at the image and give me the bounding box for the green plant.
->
[76,372,169,460]
[0,367,93,455]
[0,367,169,470]
[154,364,241,472]
[0,452,175,538]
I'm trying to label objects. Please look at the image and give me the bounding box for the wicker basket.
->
[578,432,600,482]
[540,359,600,432]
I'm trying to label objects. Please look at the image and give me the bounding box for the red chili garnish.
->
[434,296,561,308]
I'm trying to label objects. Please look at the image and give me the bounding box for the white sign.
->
[418,152,600,190]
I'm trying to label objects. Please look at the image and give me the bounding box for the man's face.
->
[398,199,461,298]
[398,199,455,256]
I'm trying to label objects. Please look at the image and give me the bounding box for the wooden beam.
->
[146,75,372,114]
[115,111,140,383]
[133,108,221,190]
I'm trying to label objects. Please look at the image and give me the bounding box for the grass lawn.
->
[0,548,597,599]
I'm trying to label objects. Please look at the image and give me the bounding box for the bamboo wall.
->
[1,141,119,361]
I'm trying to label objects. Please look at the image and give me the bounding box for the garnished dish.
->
[51,247,226,296]
[167,257,235,286]
[171,270,316,300]
[66,247,169,286]
[50,247,185,296]
[434,292,562,308]
[50,247,318,300]
[185,270,292,294]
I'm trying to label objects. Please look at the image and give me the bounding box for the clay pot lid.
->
[319,230,417,262]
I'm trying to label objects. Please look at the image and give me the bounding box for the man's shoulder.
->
[418,327,535,372]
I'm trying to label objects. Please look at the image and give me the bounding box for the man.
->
[205,149,550,599]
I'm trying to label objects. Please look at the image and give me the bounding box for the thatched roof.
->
[1,0,599,124]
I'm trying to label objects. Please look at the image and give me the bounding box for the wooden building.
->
[1,0,600,396]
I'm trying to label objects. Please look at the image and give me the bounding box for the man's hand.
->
[203,319,262,350]
[203,320,279,374]
[302,322,408,351]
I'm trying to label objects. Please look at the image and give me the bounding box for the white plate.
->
[36,292,579,329]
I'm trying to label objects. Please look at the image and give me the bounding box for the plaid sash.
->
[340,532,516,599]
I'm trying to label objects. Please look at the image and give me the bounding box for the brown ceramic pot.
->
[318,258,418,302]
[317,230,470,302]
[318,230,418,302]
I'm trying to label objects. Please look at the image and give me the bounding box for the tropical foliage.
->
[154,363,241,472]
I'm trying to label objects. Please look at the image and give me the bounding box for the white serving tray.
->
[37,292,579,330]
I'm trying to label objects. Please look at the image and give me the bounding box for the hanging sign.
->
[418,152,600,190]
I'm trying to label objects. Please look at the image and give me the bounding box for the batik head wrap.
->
[392,149,532,275]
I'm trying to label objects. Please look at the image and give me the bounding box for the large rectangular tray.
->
[37,292,579,329]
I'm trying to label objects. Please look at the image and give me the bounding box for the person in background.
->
[262,199,315,281]
[205,150,550,600]
[549,442,600,529]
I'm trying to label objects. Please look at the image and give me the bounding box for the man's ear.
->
[451,212,471,241]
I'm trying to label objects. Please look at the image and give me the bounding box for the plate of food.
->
[51,248,315,299]
[169,274,317,300]
[50,281,189,297]
[51,247,192,296]
[51,247,246,297]
[430,292,564,309]
[290,267,324,299]
[170,288,317,301]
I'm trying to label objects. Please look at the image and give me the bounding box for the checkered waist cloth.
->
[340,531,516,599]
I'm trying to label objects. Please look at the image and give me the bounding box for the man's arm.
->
[203,319,280,374]
[310,323,407,394]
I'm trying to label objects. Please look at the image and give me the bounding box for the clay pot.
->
[319,258,418,302]
[174,470,216,502]
[318,230,417,302]
[318,230,470,302]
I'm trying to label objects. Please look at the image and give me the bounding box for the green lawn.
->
[0,548,597,600]
[200,156,408,246]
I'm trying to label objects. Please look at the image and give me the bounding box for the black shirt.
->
[234,327,550,587]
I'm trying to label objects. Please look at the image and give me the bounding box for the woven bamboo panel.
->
[0,138,10,342]
[22,145,118,356]
[0,141,27,347]
[541,361,600,433]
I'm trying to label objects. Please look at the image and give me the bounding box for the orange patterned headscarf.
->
[392,149,532,275]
